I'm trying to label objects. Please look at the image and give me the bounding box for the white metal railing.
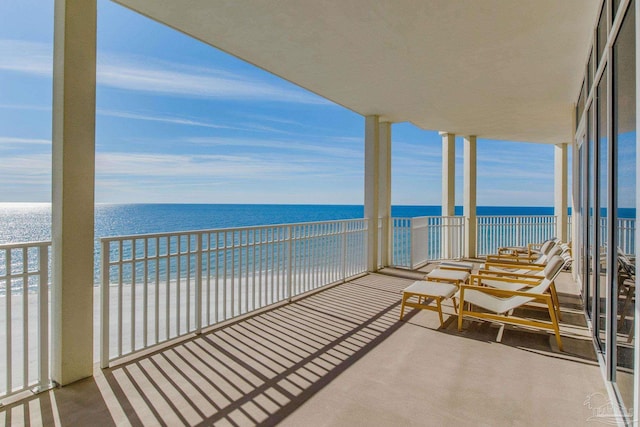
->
[596,217,636,256]
[0,241,51,400]
[100,219,368,366]
[392,216,465,268]
[476,215,557,256]
[616,218,635,255]
[392,218,412,268]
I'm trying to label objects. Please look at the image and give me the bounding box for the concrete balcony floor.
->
[1,265,607,426]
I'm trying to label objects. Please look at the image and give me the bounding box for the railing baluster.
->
[195,233,202,334]
[155,237,159,345]
[186,236,191,332]
[287,226,293,301]
[117,240,123,357]
[100,242,110,368]
[131,239,136,352]
[21,248,28,389]
[38,245,49,390]
[214,232,220,324]
[237,230,242,315]
[176,237,181,336]
[142,239,148,348]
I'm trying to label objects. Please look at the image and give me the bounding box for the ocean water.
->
[2,203,637,246]
[0,203,635,291]
[0,203,564,244]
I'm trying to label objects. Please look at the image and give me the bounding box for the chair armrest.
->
[486,253,538,263]
[483,261,545,270]
[468,274,540,288]
[476,269,543,280]
[460,284,550,300]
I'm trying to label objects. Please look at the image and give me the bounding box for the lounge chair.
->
[457,255,566,351]
[617,248,636,342]
[473,259,563,321]
[485,240,562,266]
[483,243,569,274]
[490,238,559,263]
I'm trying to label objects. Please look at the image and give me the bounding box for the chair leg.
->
[436,298,444,327]
[400,293,408,320]
[549,283,562,321]
[457,292,465,331]
[619,284,634,329]
[618,284,629,329]
[547,298,563,352]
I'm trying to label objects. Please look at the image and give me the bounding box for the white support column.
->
[554,143,569,242]
[51,0,97,385]
[379,122,392,266]
[464,136,477,258]
[440,132,456,216]
[365,115,380,271]
[440,132,456,259]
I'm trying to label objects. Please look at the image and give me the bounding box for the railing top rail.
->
[477,215,557,218]
[0,240,51,250]
[100,217,368,243]
[393,215,464,220]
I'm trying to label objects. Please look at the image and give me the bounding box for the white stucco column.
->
[554,143,568,242]
[440,132,456,217]
[378,122,392,266]
[440,132,455,258]
[51,0,97,386]
[365,115,380,271]
[464,136,477,258]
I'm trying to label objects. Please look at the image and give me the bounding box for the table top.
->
[403,280,458,298]
[426,268,470,282]
[439,261,474,271]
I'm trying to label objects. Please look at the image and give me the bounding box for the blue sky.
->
[0,0,566,206]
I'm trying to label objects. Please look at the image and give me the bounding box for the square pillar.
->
[365,115,380,271]
[440,132,456,259]
[440,132,456,217]
[554,143,569,241]
[51,0,97,385]
[379,122,392,266]
[464,136,477,258]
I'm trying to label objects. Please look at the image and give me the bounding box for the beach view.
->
[0,0,637,426]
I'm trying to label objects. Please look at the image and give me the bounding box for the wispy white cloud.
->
[97,55,326,104]
[185,136,362,158]
[96,152,317,180]
[97,110,235,129]
[0,153,50,178]
[0,136,50,145]
[0,39,330,105]
[0,40,51,76]
[0,103,51,111]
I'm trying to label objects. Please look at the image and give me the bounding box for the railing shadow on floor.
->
[0,273,419,426]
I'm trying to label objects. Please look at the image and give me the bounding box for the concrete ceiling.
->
[113,0,600,143]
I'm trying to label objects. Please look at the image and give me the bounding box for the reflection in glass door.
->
[577,141,585,298]
[612,1,635,411]
[596,70,608,353]
[586,106,595,322]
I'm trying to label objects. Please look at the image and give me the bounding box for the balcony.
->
[0,257,606,425]
[0,214,624,425]
[3,0,636,423]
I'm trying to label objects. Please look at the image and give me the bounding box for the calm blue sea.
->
[1,203,636,245]
[0,203,635,289]
[0,203,567,244]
